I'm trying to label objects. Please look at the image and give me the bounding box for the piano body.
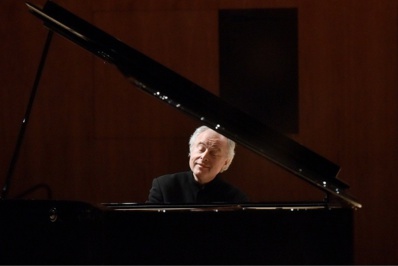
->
[0,1,361,264]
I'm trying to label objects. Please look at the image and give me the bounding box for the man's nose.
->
[201,150,210,161]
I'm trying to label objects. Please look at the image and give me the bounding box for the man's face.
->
[189,129,230,184]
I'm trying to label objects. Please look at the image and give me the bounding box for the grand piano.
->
[0,1,361,264]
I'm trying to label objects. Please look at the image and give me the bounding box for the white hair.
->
[188,125,235,172]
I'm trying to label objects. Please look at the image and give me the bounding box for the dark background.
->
[1,0,397,264]
[220,8,298,133]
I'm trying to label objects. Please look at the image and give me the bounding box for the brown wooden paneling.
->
[299,0,398,264]
[1,0,397,264]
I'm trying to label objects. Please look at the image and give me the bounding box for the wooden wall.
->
[1,0,397,264]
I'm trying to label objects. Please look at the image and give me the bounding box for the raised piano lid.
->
[26,1,361,209]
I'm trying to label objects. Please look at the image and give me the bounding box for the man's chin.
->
[194,165,207,173]
[193,171,208,184]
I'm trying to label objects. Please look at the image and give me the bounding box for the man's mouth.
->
[196,163,209,168]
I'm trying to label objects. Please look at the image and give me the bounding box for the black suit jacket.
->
[147,171,249,204]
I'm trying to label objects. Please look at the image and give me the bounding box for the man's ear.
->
[221,159,230,172]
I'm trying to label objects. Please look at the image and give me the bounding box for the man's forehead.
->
[196,130,227,147]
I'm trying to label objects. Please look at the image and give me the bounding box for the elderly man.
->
[147,125,248,203]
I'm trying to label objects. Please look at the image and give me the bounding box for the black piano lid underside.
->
[26,1,361,208]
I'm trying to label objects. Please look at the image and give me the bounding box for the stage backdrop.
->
[1,0,397,264]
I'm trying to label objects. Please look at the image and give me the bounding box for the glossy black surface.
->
[0,199,354,264]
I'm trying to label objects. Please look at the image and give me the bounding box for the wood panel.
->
[299,0,398,264]
[1,0,397,264]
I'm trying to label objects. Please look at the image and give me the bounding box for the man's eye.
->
[210,151,220,157]
[197,145,205,152]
